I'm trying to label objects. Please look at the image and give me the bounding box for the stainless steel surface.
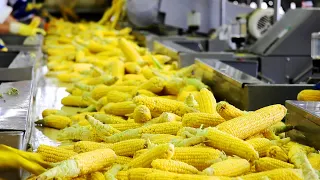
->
[286,100,320,150]
[195,58,314,110]
[311,32,320,59]
[0,35,42,52]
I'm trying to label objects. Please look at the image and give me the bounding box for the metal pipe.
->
[220,0,226,26]
[273,0,281,23]
[256,0,262,8]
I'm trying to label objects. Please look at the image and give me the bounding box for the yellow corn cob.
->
[104,164,123,180]
[35,114,72,129]
[57,72,84,83]
[267,145,289,162]
[177,90,199,102]
[182,112,225,128]
[116,79,145,86]
[59,144,75,151]
[308,153,320,171]
[216,101,247,120]
[132,89,157,97]
[151,159,199,174]
[171,136,206,147]
[163,77,186,95]
[119,38,144,63]
[203,127,259,161]
[123,74,146,81]
[110,123,142,131]
[87,41,115,53]
[37,149,117,179]
[91,85,137,100]
[177,127,198,138]
[86,115,121,138]
[133,95,198,116]
[93,114,127,124]
[125,143,174,169]
[246,138,274,157]
[125,168,162,180]
[116,171,128,180]
[140,121,182,135]
[141,66,155,79]
[141,134,182,144]
[103,101,136,116]
[57,124,99,142]
[37,145,77,163]
[138,77,164,94]
[112,139,146,156]
[124,62,141,74]
[145,112,182,125]
[196,88,217,114]
[133,105,152,123]
[81,75,118,86]
[255,157,294,172]
[145,170,223,180]
[172,147,226,171]
[70,88,85,96]
[240,168,304,180]
[246,133,265,140]
[89,172,105,180]
[41,109,63,118]
[110,60,125,80]
[61,95,90,107]
[107,90,132,103]
[297,89,320,101]
[116,156,133,165]
[74,141,114,153]
[216,104,287,139]
[288,145,319,180]
[282,141,316,154]
[202,158,250,176]
[133,149,148,158]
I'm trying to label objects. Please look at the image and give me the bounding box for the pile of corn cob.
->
[22,18,320,180]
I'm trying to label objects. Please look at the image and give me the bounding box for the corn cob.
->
[70,88,86,96]
[163,77,186,95]
[140,121,182,135]
[59,144,74,151]
[123,74,147,81]
[57,124,99,142]
[297,89,320,101]
[86,115,120,138]
[288,145,319,180]
[151,159,199,174]
[196,88,217,114]
[177,90,199,102]
[308,153,320,171]
[107,91,132,103]
[91,85,137,100]
[61,95,90,107]
[133,149,148,158]
[267,145,289,162]
[89,172,105,180]
[174,65,195,77]
[133,95,198,116]
[177,127,198,138]
[203,127,259,161]
[172,147,226,171]
[116,171,128,180]
[102,128,142,143]
[133,105,152,123]
[35,114,72,129]
[57,72,84,83]
[104,164,123,180]
[103,101,136,116]
[141,134,182,144]
[37,148,117,179]
[125,143,174,169]
[74,141,113,153]
[282,141,317,154]
[182,112,225,128]
[110,123,142,131]
[124,62,141,74]
[145,170,223,180]
[255,157,294,172]
[124,168,162,180]
[93,114,127,124]
[216,101,247,120]
[145,112,182,125]
[173,136,205,147]
[110,60,125,80]
[202,158,250,176]
[246,138,290,157]
[119,38,144,63]
[41,109,69,118]
[81,75,118,85]
[240,168,304,180]
[141,66,155,79]
[216,104,287,139]
[138,77,165,94]
[185,93,199,109]
[112,139,146,156]
[37,144,77,163]
[116,156,133,165]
